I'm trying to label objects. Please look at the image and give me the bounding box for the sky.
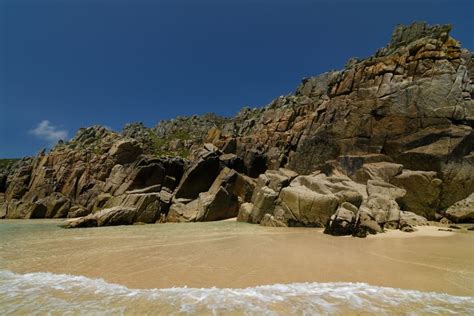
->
[1,0,473,158]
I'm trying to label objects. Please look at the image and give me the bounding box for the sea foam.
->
[1,269,473,315]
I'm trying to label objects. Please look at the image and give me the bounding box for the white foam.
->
[1,269,473,315]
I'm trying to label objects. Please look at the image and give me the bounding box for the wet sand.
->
[1,219,473,297]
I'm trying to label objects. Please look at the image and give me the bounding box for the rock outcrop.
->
[168,166,255,222]
[237,162,431,237]
[65,207,138,228]
[390,170,442,219]
[0,125,185,223]
[444,193,474,223]
[212,22,473,210]
[1,22,473,236]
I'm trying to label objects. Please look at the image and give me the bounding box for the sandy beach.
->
[2,219,473,296]
[1,219,473,314]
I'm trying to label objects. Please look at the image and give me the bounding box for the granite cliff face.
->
[213,22,473,208]
[1,22,473,236]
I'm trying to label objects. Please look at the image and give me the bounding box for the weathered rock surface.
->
[353,162,403,183]
[260,213,287,227]
[173,148,221,200]
[390,170,442,219]
[399,211,429,230]
[353,209,383,238]
[0,194,6,219]
[65,207,138,228]
[243,169,296,224]
[324,202,358,236]
[67,205,89,218]
[211,22,473,209]
[238,161,433,237]
[168,167,241,222]
[38,193,71,218]
[280,184,339,227]
[109,139,143,164]
[104,192,166,223]
[237,202,253,223]
[445,193,474,223]
[1,22,472,237]
[249,185,279,224]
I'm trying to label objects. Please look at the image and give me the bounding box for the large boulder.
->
[207,167,256,204]
[253,172,365,227]
[249,186,279,224]
[363,180,405,228]
[439,157,474,209]
[104,192,165,223]
[322,177,430,237]
[399,211,429,231]
[291,173,365,207]
[194,187,239,221]
[109,139,143,164]
[244,169,296,224]
[366,180,406,201]
[445,193,474,223]
[67,205,90,218]
[263,168,298,192]
[167,167,242,222]
[167,202,194,223]
[96,206,137,226]
[65,206,138,228]
[174,151,221,200]
[237,202,253,223]
[324,202,358,236]
[64,215,98,228]
[233,173,256,203]
[359,197,400,229]
[260,213,287,227]
[352,162,403,183]
[352,209,383,238]
[104,157,182,196]
[279,185,339,227]
[37,192,71,218]
[390,170,442,219]
[167,188,239,223]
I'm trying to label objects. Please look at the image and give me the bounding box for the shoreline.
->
[1,219,473,296]
[194,217,471,239]
[2,269,473,315]
[5,216,473,239]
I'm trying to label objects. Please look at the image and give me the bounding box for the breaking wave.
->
[1,270,473,315]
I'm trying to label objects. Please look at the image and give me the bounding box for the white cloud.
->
[30,120,68,144]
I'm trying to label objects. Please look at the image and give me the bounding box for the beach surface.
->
[1,219,473,314]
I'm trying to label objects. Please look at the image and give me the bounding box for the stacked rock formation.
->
[0,126,185,222]
[1,22,472,237]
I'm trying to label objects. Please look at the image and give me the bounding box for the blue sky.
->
[1,0,473,158]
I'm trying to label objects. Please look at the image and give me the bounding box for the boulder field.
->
[1,22,473,237]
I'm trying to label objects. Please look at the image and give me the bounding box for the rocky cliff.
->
[1,22,473,236]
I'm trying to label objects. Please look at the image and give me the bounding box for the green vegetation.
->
[92,146,104,155]
[148,131,191,159]
[0,158,20,169]
[169,130,192,141]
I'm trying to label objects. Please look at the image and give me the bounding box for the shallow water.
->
[1,219,473,314]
